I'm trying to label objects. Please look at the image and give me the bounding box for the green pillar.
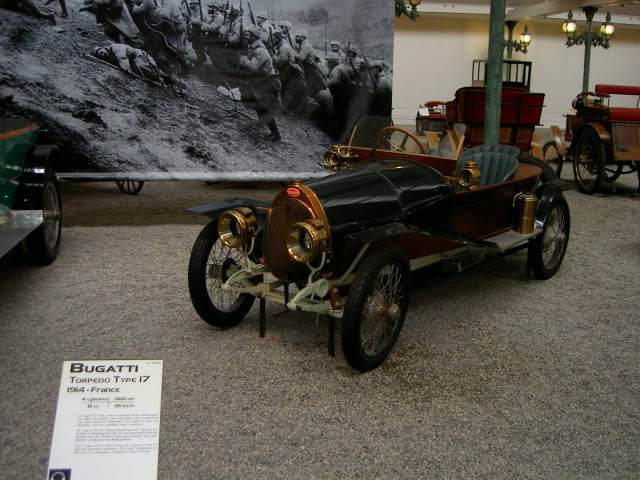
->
[484,0,507,145]
[582,7,598,95]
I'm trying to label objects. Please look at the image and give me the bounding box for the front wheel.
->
[529,196,570,280]
[25,171,62,265]
[188,220,255,328]
[341,245,410,372]
[542,140,564,176]
[572,128,605,194]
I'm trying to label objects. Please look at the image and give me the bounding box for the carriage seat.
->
[593,85,640,122]
[457,144,520,187]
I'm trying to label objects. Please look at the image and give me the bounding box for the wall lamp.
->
[395,0,421,20]
[505,21,531,56]
[563,9,615,49]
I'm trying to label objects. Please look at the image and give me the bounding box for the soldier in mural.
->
[272,30,311,114]
[91,43,163,82]
[294,29,325,99]
[238,24,282,141]
[329,40,345,63]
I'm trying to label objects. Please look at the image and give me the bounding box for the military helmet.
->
[207,0,222,7]
[294,29,308,38]
[347,45,358,55]
[256,11,267,20]
[280,20,291,29]
[330,40,340,47]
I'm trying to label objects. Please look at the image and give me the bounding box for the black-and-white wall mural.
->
[0,0,394,179]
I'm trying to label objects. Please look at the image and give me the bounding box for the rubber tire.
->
[529,196,570,280]
[542,140,564,176]
[341,245,410,372]
[572,128,605,194]
[604,162,623,182]
[188,220,255,328]
[116,180,145,195]
[25,172,62,265]
[518,154,559,184]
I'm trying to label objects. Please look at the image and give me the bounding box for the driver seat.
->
[457,144,520,187]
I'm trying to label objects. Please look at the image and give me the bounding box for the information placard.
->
[47,360,163,480]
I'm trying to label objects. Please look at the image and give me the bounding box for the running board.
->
[483,229,542,252]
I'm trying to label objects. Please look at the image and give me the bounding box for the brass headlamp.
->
[286,219,328,263]
[322,145,356,171]
[218,207,257,248]
[458,160,481,190]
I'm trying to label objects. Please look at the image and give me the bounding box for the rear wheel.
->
[572,128,605,194]
[25,171,62,265]
[341,246,410,372]
[529,196,570,280]
[604,162,623,182]
[542,140,564,176]
[188,220,255,327]
[116,180,145,195]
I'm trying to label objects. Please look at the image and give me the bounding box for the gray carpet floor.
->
[1,173,639,479]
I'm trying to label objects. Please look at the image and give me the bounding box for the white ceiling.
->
[417,0,640,24]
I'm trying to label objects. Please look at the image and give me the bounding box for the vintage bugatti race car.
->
[187,118,570,372]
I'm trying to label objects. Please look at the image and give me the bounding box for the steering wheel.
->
[376,126,427,154]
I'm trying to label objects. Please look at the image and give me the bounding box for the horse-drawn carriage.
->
[543,84,640,193]
[413,60,546,162]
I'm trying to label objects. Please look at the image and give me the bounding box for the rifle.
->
[239,0,245,47]
[221,0,229,26]
[247,1,256,25]
[197,0,202,21]
[358,44,377,86]
[279,7,293,48]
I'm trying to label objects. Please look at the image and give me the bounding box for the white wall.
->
[392,14,640,128]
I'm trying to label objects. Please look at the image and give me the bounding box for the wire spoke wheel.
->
[205,242,245,312]
[342,246,410,372]
[572,129,605,194]
[529,196,570,280]
[360,264,405,356]
[188,220,255,327]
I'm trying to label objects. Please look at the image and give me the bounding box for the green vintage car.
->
[0,119,62,264]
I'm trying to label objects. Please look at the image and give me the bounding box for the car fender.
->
[569,123,611,155]
[534,181,564,225]
[188,197,272,231]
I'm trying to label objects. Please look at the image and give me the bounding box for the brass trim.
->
[218,207,257,248]
[294,184,330,235]
[286,219,329,263]
[458,160,481,190]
